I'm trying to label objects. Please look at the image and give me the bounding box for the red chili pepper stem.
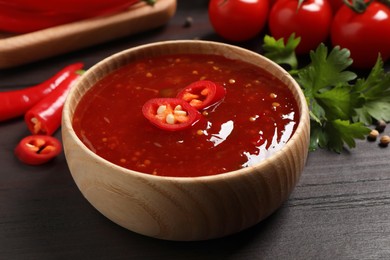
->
[0,62,83,122]
[24,71,81,136]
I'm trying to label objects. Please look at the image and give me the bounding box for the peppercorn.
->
[183,16,193,28]
[367,129,379,141]
[379,135,390,148]
[375,120,387,133]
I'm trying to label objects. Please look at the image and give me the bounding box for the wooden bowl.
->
[62,40,310,241]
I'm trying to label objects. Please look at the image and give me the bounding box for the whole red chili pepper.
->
[24,70,81,135]
[14,135,62,165]
[0,63,83,122]
[0,4,83,33]
[0,0,154,33]
[0,0,148,13]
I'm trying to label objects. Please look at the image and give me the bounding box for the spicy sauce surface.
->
[72,54,299,177]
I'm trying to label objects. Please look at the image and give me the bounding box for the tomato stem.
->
[343,0,374,13]
[297,0,305,11]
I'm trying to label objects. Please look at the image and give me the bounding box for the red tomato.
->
[15,135,62,165]
[208,0,270,42]
[268,0,333,54]
[330,2,390,69]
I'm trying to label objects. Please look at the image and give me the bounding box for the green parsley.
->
[262,34,389,153]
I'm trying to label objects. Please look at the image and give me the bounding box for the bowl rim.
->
[62,39,310,182]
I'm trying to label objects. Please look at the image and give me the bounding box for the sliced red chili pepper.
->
[142,98,201,131]
[14,135,62,165]
[176,80,226,110]
[24,71,81,136]
[0,63,83,122]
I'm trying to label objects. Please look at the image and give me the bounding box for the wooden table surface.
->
[1,1,389,259]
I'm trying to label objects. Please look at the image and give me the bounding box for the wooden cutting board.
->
[0,0,176,69]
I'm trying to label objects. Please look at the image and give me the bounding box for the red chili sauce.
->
[72,54,299,177]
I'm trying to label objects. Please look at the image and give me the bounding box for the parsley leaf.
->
[262,34,300,71]
[325,120,370,153]
[262,35,375,152]
[353,56,390,124]
[298,44,357,94]
[310,119,369,153]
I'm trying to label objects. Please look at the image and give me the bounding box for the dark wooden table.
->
[1,1,390,259]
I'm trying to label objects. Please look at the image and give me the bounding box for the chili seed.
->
[367,129,379,141]
[166,114,176,124]
[379,135,390,147]
[25,143,40,152]
[375,120,387,133]
[144,159,151,166]
[189,99,202,107]
[40,145,56,154]
[200,88,209,96]
[270,93,277,99]
[197,129,204,135]
[157,105,167,115]
[174,110,187,116]
[229,79,236,84]
[146,72,153,78]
